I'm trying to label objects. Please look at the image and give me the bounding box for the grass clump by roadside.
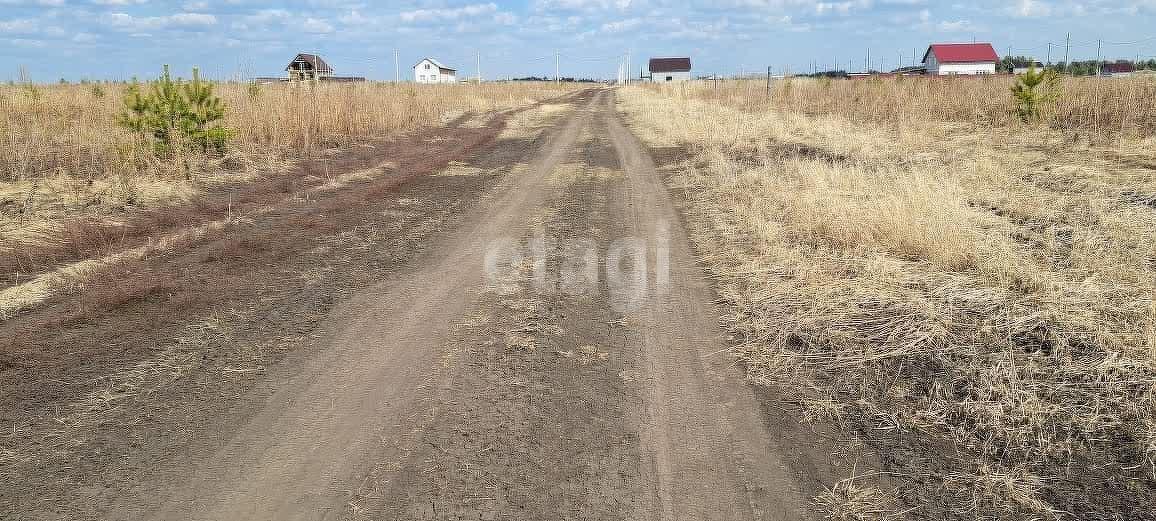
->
[618,82,1156,520]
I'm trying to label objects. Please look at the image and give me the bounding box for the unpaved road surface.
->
[3,89,827,520]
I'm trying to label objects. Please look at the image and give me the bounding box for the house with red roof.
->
[922,43,999,75]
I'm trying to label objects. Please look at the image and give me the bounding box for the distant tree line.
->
[999,55,1156,75]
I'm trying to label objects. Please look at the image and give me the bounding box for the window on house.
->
[666,76,673,81]
[425,64,431,70]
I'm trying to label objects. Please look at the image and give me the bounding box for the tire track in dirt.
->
[348,97,647,520]
[601,94,815,521]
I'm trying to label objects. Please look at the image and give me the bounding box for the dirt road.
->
[4,89,822,520]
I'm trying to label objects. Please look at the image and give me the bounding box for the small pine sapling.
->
[1011,65,1062,122]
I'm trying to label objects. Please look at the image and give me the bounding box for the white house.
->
[1013,62,1046,75]
[922,43,999,75]
[414,58,457,84]
[648,57,692,82]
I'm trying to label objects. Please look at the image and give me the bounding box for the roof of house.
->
[649,57,692,73]
[1102,62,1135,74]
[923,43,999,64]
[415,58,456,73]
[286,53,333,73]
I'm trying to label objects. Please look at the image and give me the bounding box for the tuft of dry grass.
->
[619,82,1156,519]
[814,472,901,521]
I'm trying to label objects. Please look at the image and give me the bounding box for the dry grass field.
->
[0,80,575,289]
[619,77,1156,520]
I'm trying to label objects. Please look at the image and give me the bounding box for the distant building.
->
[1013,62,1046,74]
[1101,62,1135,77]
[286,53,333,81]
[922,43,999,75]
[414,58,457,84]
[648,57,692,82]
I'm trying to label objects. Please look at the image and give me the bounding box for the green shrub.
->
[117,64,231,155]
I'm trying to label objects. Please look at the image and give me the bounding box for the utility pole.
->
[1063,32,1071,73]
[476,51,481,83]
[1095,39,1102,76]
[766,66,771,100]
[866,48,870,72]
[625,50,630,86]
[1047,42,1052,66]
[394,49,399,82]
[554,49,560,83]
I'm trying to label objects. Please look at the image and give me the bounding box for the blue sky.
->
[1,0,1154,81]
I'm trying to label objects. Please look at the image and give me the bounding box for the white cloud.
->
[815,0,872,16]
[300,17,333,33]
[937,19,974,32]
[0,19,38,34]
[1011,0,1052,17]
[600,17,641,32]
[399,3,499,23]
[534,0,635,11]
[493,11,518,24]
[104,11,217,31]
[92,0,149,5]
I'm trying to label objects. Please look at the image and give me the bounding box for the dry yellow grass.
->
[0,80,576,226]
[695,75,1156,137]
[619,81,1156,519]
[1,80,574,180]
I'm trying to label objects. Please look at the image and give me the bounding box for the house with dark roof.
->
[922,43,999,75]
[648,57,692,83]
[286,53,333,81]
[1101,62,1135,77]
